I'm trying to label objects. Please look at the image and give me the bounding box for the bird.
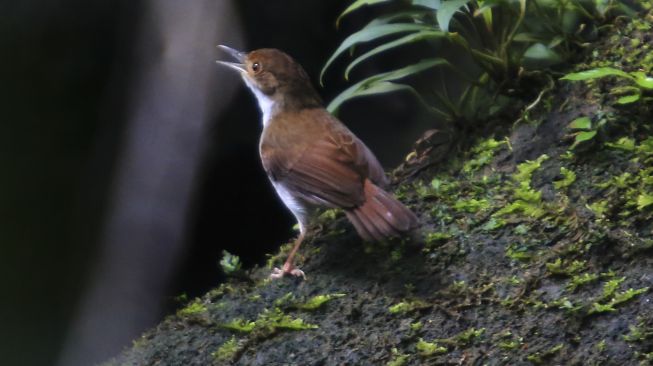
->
[217,45,419,279]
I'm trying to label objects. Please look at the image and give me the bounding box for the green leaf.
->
[605,137,635,151]
[632,71,653,89]
[512,32,543,42]
[568,116,591,130]
[617,94,641,104]
[320,23,433,84]
[436,0,470,32]
[219,250,242,275]
[327,58,449,113]
[416,338,448,355]
[412,0,441,9]
[554,167,576,190]
[637,193,653,211]
[336,0,393,27]
[561,67,632,81]
[328,82,413,114]
[344,30,446,79]
[295,294,346,310]
[572,130,597,148]
[522,43,562,67]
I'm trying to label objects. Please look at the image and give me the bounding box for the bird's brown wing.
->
[261,109,387,209]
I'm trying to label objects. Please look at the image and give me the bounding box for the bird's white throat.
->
[243,76,276,127]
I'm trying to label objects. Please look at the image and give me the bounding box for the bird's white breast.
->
[242,77,276,127]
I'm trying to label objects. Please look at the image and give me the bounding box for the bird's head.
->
[217,46,322,116]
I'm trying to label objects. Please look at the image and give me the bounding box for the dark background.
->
[0,1,429,365]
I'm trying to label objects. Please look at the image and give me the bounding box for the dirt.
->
[103,12,653,366]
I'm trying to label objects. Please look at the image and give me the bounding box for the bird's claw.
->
[269,267,306,280]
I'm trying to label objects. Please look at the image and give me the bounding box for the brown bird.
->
[217,46,418,279]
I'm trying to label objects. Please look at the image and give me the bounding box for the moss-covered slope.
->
[105,12,653,366]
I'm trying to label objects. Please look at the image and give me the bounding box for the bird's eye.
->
[251,62,261,73]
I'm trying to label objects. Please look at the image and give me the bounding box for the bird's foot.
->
[269,265,306,280]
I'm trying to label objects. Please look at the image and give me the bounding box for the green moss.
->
[448,280,470,295]
[131,335,148,349]
[554,167,576,190]
[220,318,256,333]
[211,336,240,362]
[430,176,460,197]
[388,299,429,314]
[610,287,650,307]
[587,200,609,218]
[494,330,524,351]
[317,208,339,221]
[494,155,550,219]
[514,155,549,183]
[546,258,586,276]
[596,339,606,352]
[499,339,522,350]
[589,281,649,315]
[623,322,653,342]
[482,217,506,231]
[255,308,319,332]
[454,198,490,213]
[527,343,564,364]
[442,327,485,346]
[416,338,447,356]
[637,351,653,363]
[390,247,403,262]
[567,273,599,291]
[219,250,242,275]
[605,137,636,151]
[221,307,319,336]
[600,277,625,301]
[273,292,295,307]
[410,321,423,331]
[424,232,452,247]
[506,243,533,262]
[177,299,207,317]
[386,348,410,366]
[636,193,653,211]
[295,293,345,311]
[266,242,294,269]
[462,138,508,174]
[550,297,583,313]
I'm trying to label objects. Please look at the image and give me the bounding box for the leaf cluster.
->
[323,0,639,122]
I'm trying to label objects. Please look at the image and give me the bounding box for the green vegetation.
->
[211,336,240,362]
[561,67,653,104]
[527,343,564,364]
[386,348,410,366]
[462,138,508,174]
[588,280,649,315]
[323,0,639,123]
[388,299,429,314]
[220,308,318,335]
[441,327,485,346]
[294,293,346,311]
[546,258,586,276]
[623,321,653,342]
[554,167,576,190]
[220,318,256,333]
[494,154,549,219]
[176,299,207,317]
[107,7,653,366]
[219,250,242,275]
[416,338,447,356]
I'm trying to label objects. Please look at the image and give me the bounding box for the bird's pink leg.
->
[269,232,306,279]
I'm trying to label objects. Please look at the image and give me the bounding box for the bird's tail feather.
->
[345,179,418,241]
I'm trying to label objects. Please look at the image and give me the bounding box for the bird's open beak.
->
[216,45,247,72]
